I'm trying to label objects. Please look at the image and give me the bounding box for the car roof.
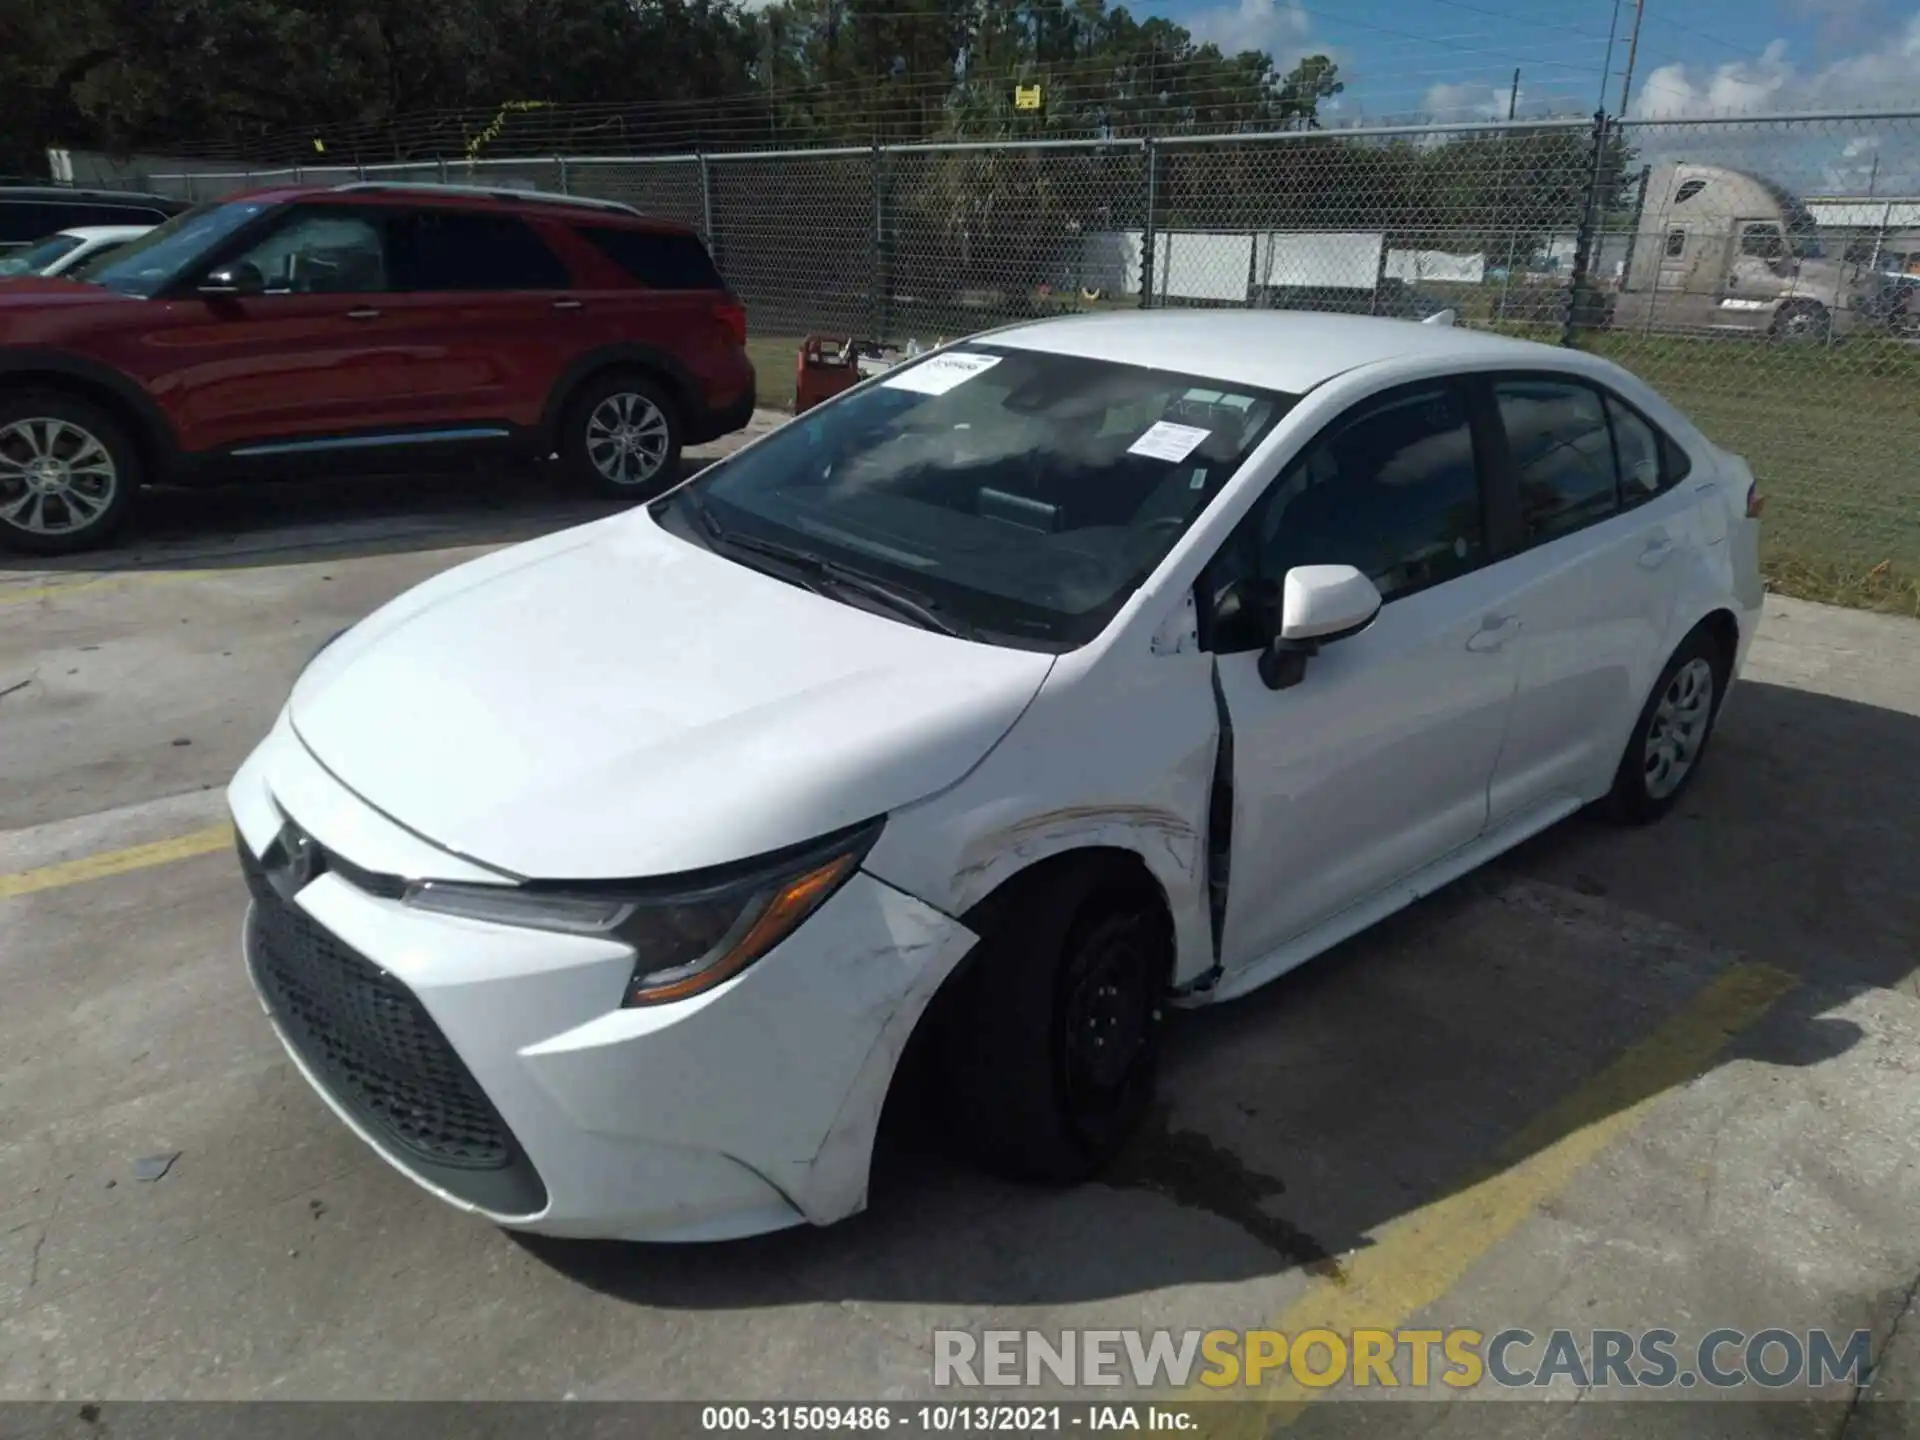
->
[0,185,183,208]
[58,225,153,241]
[224,184,697,233]
[985,309,1571,396]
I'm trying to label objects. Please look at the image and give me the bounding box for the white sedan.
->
[228,310,1764,1242]
[0,225,152,278]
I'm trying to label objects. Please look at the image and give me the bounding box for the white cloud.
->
[1630,10,1920,117]
[1186,0,1312,61]
[1422,81,1519,122]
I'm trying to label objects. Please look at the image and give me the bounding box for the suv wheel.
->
[0,394,139,555]
[563,374,682,498]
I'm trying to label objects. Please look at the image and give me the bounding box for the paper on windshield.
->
[882,352,1002,395]
[1127,421,1211,464]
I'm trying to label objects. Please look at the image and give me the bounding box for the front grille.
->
[241,841,547,1214]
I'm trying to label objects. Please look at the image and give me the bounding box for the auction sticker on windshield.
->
[1127,420,1211,463]
[883,352,1003,395]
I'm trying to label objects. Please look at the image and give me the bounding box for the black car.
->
[0,185,185,255]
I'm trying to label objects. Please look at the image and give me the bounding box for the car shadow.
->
[511,676,1914,1309]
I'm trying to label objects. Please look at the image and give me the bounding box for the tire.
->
[560,372,683,499]
[1769,302,1831,346]
[935,858,1172,1183]
[1604,627,1732,826]
[0,392,140,555]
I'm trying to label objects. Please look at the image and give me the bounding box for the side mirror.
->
[199,261,265,298]
[1257,564,1382,691]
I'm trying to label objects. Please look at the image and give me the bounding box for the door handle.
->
[1466,613,1521,653]
[551,299,584,311]
[1638,532,1676,569]
[345,307,381,320]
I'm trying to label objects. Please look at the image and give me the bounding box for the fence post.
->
[1560,109,1609,350]
[698,152,718,267]
[870,142,888,342]
[557,155,568,195]
[1140,138,1159,310]
[438,156,449,184]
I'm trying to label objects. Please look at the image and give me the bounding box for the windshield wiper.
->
[685,495,971,640]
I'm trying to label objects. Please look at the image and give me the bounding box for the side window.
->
[1493,379,1618,545]
[575,225,723,289]
[389,210,571,291]
[1741,223,1786,261]
[1256,384,1486,603]
[1606,397,1665,506]
[1664,228,1687,258]
[227,208,389,294]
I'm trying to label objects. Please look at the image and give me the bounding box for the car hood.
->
[289,507,1056,880]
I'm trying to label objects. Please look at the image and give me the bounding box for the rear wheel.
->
[0,393,140,555]
[1605,627,1731,825]
[561,373,683,499]
[935,858,1171,1183]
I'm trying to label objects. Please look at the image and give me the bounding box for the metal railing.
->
[102,110,1920,609]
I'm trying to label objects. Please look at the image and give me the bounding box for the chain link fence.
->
[106,110,1920,608]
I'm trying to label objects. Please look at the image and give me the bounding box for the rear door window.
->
[1492,379,1619,545]
[574,225,723,289]
[388,210,572,291]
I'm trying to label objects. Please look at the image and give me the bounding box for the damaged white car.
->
[228,310,1764,1241]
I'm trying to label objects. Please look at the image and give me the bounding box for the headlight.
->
[400,819,881,1006]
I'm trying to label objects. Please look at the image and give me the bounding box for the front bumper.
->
[228,712,977,1242]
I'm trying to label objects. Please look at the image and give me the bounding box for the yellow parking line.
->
[1193,961,1799,1430]
[0,569,221,608]
[0,822,235,899]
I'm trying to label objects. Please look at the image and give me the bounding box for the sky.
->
[1147,0,1920,128]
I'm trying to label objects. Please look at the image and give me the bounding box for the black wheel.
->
[1604,627,1732,825]
[935,858,1172,1183]
[560,373,682,498]
[1769,302,1831,346]
[0,392,140,555]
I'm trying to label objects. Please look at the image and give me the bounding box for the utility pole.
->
[1617,0,1645,116]
[1507,67,1520,121]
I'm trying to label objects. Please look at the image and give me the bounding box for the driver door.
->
[160,204,422,455]
[1205,379,1527,976]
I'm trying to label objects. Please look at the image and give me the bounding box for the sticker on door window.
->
[1128,420,1211,463]
[882,352,1002,395]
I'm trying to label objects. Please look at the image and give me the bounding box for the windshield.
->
[662,345,1295,650]
[69,200,271,296]
[0,235,84,277]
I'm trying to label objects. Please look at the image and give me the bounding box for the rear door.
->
[561,220,731,357]
[380,207,580,432]
[1480,373,1697,827]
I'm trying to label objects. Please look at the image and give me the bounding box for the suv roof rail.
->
[329,180,643,217]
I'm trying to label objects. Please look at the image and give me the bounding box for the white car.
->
[228,311,1765,1242]
[0,225,152,278]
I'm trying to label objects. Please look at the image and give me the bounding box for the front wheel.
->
[935,860,1172,1183]
[561,374,683,498]
[1605,628,1730,825]
[1769,302,1832,346]
[0,394,140,555]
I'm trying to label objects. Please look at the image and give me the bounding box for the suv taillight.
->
[713,297,747,347]
[1746,481,1765,519]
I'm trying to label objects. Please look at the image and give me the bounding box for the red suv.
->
[0,182,754,553]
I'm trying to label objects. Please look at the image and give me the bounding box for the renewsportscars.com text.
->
[932,1328,1873,1391]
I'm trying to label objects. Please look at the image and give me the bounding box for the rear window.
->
[388,210,571,291]
[575,225,723,289]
